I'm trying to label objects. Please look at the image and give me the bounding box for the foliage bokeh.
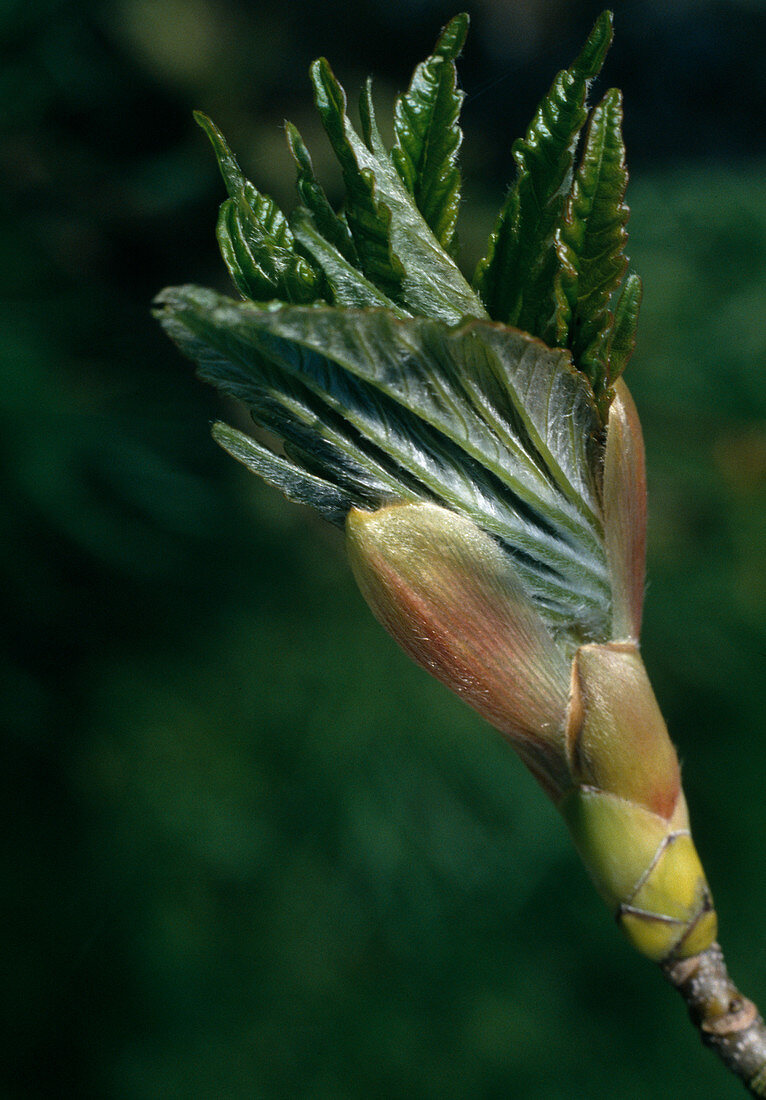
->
[4,1,766,1096]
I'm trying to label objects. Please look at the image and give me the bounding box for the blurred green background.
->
[4,0,766,1096]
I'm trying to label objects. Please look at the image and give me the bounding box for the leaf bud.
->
[346,502,573,798]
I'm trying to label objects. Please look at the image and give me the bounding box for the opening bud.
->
[562,642,716,962]
[347,502,572,798]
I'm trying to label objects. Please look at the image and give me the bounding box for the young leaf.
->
[290,208,408,314]
[213,421,354,525]
[195,112,322,304]
[391,12,469,257]
[157,287,423,515]
[154,285,610,639]
[556,88,630,402]
[310,59,486,323]
[474,11,613,340]
[309,59,404,301]
[285,121,358,264]
[606,271,643,387]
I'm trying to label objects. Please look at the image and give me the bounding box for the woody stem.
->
[662,943,766,1096]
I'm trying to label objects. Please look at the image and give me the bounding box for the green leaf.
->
[309,59,404,301]
[213,421,353,525]
[391,12,468,256]
[284,121,358,264]
[155,286,418,515]
[555,88,630,403]
[195,112,321,304]
[474,11,613,339]
[247,300,602,532]
[289,208,408,314]
[310,59,486,323]
[606,271,642,387]
[154,285,610,640]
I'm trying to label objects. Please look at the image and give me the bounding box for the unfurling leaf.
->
[289,208,407,313]
[195,112,321,304]
[391,12,469,256]
[284,122,358,265]
[606,271,643,386]
[158,12,650,653]
[474,11,613,340]
[154,285,610,642]
[308,59,404,302]
[213,421,353,525]
[555,88,631,408]
[310,57,485,323]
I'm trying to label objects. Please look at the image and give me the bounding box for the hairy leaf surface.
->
[155,286,610,639]
[214,422,354,524]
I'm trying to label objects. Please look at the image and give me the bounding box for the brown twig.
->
[663,943,766,1096]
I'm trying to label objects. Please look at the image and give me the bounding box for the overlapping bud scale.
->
[347,381,716,964]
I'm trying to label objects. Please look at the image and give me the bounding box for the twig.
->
[663,944,766,1096]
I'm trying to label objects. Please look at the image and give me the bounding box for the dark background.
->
[4,0,766,1096]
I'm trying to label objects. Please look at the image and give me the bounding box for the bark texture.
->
[663,943,766,1096]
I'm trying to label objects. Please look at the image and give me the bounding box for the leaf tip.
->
[435,12,470,58]
[193,111,244,199]
[580,9,614,78]
[284,119,307,164]
[310,55,338,92]
[211,419,235,450]
[193,110,221,148]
